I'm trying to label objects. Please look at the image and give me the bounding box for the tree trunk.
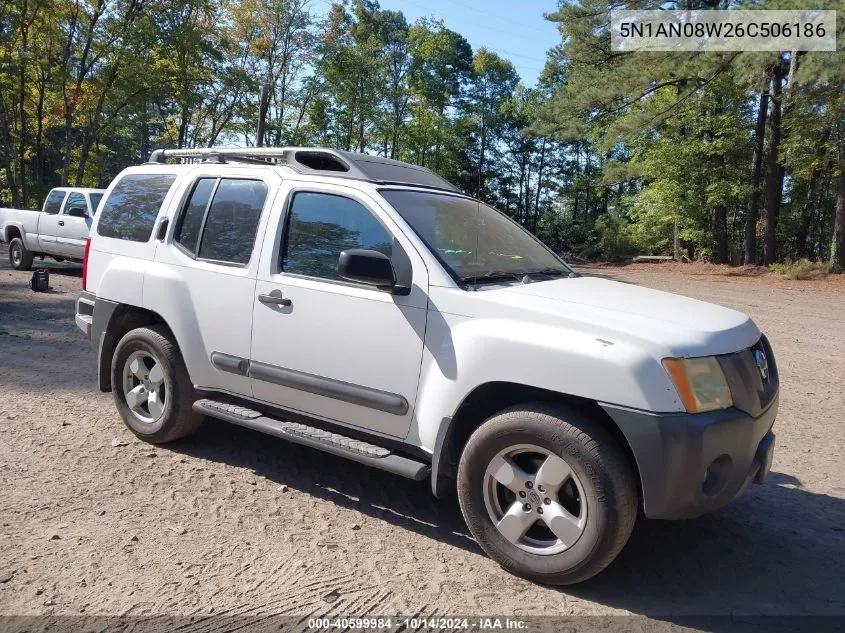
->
[178,103,190,149]
[673,216,681,261]
[713,205,729,263]
[532,138,547,231]
[345,87,356,151]
[61,96,74,185]
[256,84,269,147]
[139,101,150,161]
[584,150,591,218]
[17,4,30,205]
[795,170,822,258]
[477,114,486,198]
[811,170,834,260]
[745,86,769,264]
[831,151,845,272]
[0,84,21,206]
[762,60,783,266]
[34,74,46,196]
[357,77,365,152]
[75,131,93,186]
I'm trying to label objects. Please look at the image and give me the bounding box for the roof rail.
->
[147,147,294,163]
[146,147,460,193]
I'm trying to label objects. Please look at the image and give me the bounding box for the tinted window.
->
[89,193,103,212]
[64,192,87,216]
[197,179,267,265]
[97,174,176,242]
[176,178,216,255]
[282,192,392,281]
[43,190,66,215]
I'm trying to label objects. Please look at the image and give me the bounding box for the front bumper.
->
[601,393,778,520]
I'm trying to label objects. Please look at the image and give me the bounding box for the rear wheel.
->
[457,402,637,585]
[111,325,203,443]
[9,237,33,271]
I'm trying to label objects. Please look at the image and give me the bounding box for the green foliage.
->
[536,213,596,256]
[1,0,563,234]
[529,0,845,268]
[1,0,843,271]
[770,259,832,279]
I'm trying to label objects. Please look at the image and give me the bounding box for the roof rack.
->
[146,147,460,193]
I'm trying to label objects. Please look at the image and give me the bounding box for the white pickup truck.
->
[1,187,105,270]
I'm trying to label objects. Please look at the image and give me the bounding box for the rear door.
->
[149,166,282,396]
[36,189,67,252]
[54,191,91,258]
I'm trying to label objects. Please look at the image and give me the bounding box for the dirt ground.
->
[1,256,844,625]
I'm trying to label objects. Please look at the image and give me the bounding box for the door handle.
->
[58,220,64,226]
[258,293,292,307]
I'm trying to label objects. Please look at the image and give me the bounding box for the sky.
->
[312,0,562,87]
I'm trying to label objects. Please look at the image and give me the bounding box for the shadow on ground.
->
[175,420,845,620]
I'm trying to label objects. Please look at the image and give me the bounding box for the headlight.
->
[662,356,733,413]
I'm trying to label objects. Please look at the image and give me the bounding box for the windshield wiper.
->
[460,270,524,285]
[521,267,572,278]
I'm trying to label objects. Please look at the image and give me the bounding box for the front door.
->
[36,189,66,252]
[55,192,91,258]
[250,184,429,438]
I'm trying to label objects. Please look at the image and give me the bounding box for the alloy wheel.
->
[482,444,587,555]
[122,351,167,424]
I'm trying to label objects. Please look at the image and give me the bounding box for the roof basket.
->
[146,147,460,193]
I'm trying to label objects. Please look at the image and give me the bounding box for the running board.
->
[192,399,430,481]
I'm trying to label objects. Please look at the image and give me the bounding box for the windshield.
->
[380,189,572,284]
[89,193,104,213]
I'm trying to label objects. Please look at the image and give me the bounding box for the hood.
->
[455,276,760,358]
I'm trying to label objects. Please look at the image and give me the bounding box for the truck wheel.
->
[457,402,637,585]
[111,325,204,443]
[9,237,33,271]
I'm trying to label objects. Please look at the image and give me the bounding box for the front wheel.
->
[8,237,34,271]
[457,403,637,585]
[111,325,204,443]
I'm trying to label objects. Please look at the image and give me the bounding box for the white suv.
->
[75,147,778,584]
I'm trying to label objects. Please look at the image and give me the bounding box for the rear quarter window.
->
[96,174,176,242]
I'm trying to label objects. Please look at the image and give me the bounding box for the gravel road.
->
[1,257,844,625]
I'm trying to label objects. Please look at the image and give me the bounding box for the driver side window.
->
[280,192,392,282]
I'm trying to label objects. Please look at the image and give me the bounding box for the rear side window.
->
[43,190,66,215]
[175,178,216,254]
[175,178,267,265]
[97,174,176,242]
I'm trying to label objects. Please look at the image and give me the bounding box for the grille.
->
[718,335,779,418]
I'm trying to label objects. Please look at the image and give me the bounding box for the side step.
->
[193,399,430,481]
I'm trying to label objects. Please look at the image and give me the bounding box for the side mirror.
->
[66,207,87,218]
[338,249,396,289]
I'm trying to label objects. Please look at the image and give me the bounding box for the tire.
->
[457,402,637,585]
[9,237,33,271]
[111,324,204,443]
